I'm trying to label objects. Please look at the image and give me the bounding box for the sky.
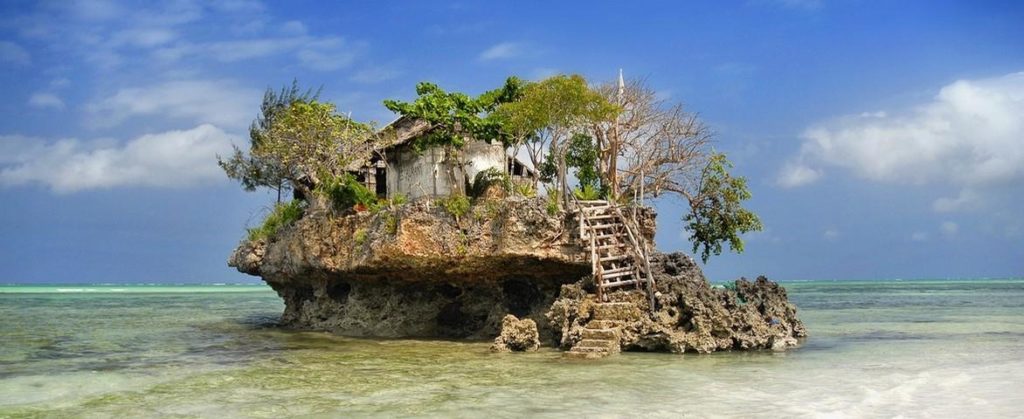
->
[0,0,1022,283]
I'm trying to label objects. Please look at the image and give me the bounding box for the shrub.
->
[353,228,368,245]
[316,173,376,211]
[381,212,399,234]
[573,184,601,200]
[512,181,536,197]
[391,193,408,206]
[545,188,561,216]
[438,194,471,220]
[469,168,511,198]
[247,200,305,241]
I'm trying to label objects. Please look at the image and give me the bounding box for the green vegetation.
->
[545,188,561,216]
[316,174,376,212]
[383,78,525,152]
[218,81,320,203]
[470,168,511,198]
[247,200,305,241]
[353,228,368,245]
[227,74,762,263]
[381,212,399,235]
[684,153,764,263]
[573,184,601,201]
[512,182,536,198]
[438,194,471,221]
[493,75,618,206]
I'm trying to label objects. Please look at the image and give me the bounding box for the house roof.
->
[347,115,534,176]
[379,115,432,149]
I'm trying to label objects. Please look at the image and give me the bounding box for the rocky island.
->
[222,75,805,357]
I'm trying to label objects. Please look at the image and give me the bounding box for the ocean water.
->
[1,280,1022,418]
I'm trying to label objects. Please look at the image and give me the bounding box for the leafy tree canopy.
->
[382,77,526,151]
[218,80,320,202]
[493,74,617,140]
[684,153,764,263]
[254,100,376,196]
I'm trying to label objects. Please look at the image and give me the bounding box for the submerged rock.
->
[547,252,807,353]
[490,315,541,352]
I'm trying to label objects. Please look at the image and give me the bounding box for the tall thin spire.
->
[617,68,625,104]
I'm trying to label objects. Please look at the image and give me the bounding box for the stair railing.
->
[611,205,657,312]
[566,188,604,301]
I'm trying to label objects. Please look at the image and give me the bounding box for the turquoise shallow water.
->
[1,279,1022,418]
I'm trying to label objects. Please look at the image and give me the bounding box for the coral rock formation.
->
[490,315,541,352]
[229,197,646,339]
[548,252,807,353]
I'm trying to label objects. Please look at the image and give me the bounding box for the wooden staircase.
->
[563,199,656,359]
[574,200,655,301]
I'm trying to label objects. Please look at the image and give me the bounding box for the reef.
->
[490,315,541,352]
[548,252,807,353]
[229,196,806,353]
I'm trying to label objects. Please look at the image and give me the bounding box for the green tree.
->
[382,77,526,194]
[218,80,320,202]
[493,74,617,204]
[683,153,764,263]
[255,100,377,200]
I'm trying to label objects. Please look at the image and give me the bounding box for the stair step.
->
[602,266,633,276]
[593,302,642,321]
[581,328,619,340]
[599,254,630,263]
[602,269,635,280]
[567,345,611,354]
[600,279,639,289]
[588,320,623,329]
[595,243,629,251]
[593,232,626,240]
[563,350,611,359]
[576,339,618,349]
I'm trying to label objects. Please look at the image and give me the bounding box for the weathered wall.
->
[386,140,507,200]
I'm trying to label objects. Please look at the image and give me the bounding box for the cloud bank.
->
[778,71,1024,211]
[0,124,236,193]
[87,80,260,130]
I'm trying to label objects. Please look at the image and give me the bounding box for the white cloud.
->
[823,228,840,241]
[479,42,525,61]
[910,231,929,242]
[777,161,821,187]
[350,66,400,84]
[60,0,124,21]
[153,35,359,71]
[941,221,959,236]
[109,28,177,48]
[296,37,357,71]
[0,41,31,65]
[50,78,71,89]
[28,92,65,110]
[778,71,1024,212]
[281,20,307,36]
[0,124,236,193]
[87,79,260,130]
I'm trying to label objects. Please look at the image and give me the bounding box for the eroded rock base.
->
[268,276,570,340]
[548,252,807,354]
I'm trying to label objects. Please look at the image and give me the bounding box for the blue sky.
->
[1,0,1022,283]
